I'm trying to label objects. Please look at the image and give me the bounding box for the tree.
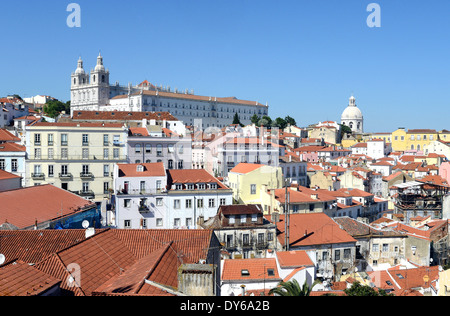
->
[258,115,272,128]
[43,100,70,118]
[344,281,393,296]
[251,114,260,125]
[232,113,244,127]
[269,279,320,297]
[285,115,296,127]
[274,117,288,130]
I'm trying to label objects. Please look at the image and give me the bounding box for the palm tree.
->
[269,279,320,296]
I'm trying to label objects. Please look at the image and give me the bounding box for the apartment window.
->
[82,182,89,193]
[11,159,18,172]
[220,198,226,206]
[61,134,68,146]
[61,165,69,176]
[0,159,7,170]
[178,160,184,169]
[82,148,89,159]
[82,165,89,175]
[34,148,41,159]
[187,184,194,190]
[103,149,109,159]
[48,165,54,177]
[156,198,163,206]
[198,183,206,190]
[104,182,110,194]
[142,219,147,229]
[174,199,181,209]
[168,160,174,169]
[229,216,235,224]
[209,198,215,208]
[103,165,109,177]
[34,134,41,146]
[124,220,131,228]
[103,134,109,146]
[113,135,120,146]
[197,199,204,208]
[48,148,54,160]
[82,134,89,146]
[48,134,54,146]
[168,144,174,153]
[186,199,192,208]
[145,144,152,153]
[140,181,146,193]
[113,148,119,159]
[61,148,68,159]
[156,218,163,227]
[174,218,181,227]
[382,244,389,252]
[335,250,341,261]
[186,218,192,227]
[135,144,142,153]
[157,144,163,157]
[372,244,379,252]
[251,214,258,222]
[124,199,131,208]
[250,184,256,195]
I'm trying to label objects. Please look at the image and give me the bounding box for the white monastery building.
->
[70,54,269,130]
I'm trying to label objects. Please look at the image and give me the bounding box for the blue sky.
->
[0,0,449,132]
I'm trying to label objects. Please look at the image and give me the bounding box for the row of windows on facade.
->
[34,133,121,146]
[123,217,194,229]
[123,197,226,209]
[395,134,436,141]
[32,164,112,178]
[121,181,218,194]
[32,147,123,160]
[134,143,185,155]
[0,159,18,172]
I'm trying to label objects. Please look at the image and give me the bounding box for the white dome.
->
[341,105,363,120]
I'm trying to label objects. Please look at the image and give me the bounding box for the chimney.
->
[197,215,205,228]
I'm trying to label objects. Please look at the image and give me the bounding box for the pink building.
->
[439,162,450,185]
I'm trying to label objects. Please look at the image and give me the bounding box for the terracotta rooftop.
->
[0,129,20,142]
[229,163,265,174]
[0,142,26,152]
[167,169,229,189]
[219,204,263,216]
[118,162,166,178]
[0,261,61,296]
[276,250,314,268]
[222,258,281,282]
[266,213,357,248]
[0,185,96,229]
[0,169,21,180]
[29,228,217,296]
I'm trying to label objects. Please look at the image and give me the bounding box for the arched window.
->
[417,145,421,151]
[93,75,96,83]
[411,145,415,150]
[102,75,105,83]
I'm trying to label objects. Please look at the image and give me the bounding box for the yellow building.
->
[227,163,283,213]
[392,128,438,153]
[25,122,128,203]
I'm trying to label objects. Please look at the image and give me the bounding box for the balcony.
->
[80,172,94,180]
[78,190,95,198]
[59,173,73,180]
[139,205,150,214]
[31,173,45,180]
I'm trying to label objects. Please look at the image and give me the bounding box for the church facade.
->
[70,55,269,130]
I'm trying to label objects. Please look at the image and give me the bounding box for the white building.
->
[367,138,391,160]
[341,95,364,135]
[113,163,168,229]
[70,54,269,130]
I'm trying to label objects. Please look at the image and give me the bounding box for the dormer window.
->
[137,165,144,173]
[198,183,206,190]
[175,184,183,190]
[209,183,217,190]
[187,184,194,190]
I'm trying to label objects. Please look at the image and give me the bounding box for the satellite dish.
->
[0,254,5,265]
[82,220,89,229]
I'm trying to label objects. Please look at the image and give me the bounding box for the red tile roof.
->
[0,261,61,296]
[118,163,166,178]
[222,258,280,281]
[167,169,229,189]
[0,129,20,142]
[0,185,96,229]
[31,228,217,296]
[276,250,314,268]
[229,163,265,174]
[0,169,21,180]
[266,213,357,248]
[0,142,26,152]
